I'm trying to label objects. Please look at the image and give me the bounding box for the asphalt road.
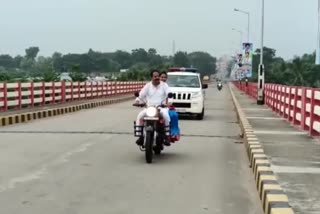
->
[0,84,263,214]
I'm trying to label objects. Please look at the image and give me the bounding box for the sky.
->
[0,0,317,60]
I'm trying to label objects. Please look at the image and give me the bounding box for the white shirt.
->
[138,81,170,106]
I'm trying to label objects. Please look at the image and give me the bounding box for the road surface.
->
[0,84,263,214]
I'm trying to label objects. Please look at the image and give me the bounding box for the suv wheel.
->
[196,108,204,120]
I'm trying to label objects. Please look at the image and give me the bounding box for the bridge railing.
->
[0,81,146,112]
[233,81,320,137]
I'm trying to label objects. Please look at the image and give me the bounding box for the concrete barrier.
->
[0,95,134,127]
[229,83,294,214]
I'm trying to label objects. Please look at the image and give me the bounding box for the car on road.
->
[167,67,208,120]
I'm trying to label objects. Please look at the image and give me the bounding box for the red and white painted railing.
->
[0,81,146,112]
[233,81,320,137]
[235,81,258,99]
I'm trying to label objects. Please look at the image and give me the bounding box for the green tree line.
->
[244,47,320,87]
[0,47,217,82]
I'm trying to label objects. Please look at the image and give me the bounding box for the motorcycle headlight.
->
[192,92,202,98]
[146,107,157,117]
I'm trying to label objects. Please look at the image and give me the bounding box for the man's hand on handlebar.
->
[157,103,168,108]
[133,102,145,107]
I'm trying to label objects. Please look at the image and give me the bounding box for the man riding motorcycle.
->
[135,70,171,146]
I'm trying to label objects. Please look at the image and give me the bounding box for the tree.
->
[173,51,189,67]
[13,55,23,68]
[112,50,132,69]
[33,56,53,74]
[52,52,64,72]
[42,69,59,82]
[20,58,34,71]
[0,55,15,68]
[247,46,320,87]
[131,48,149,63]
[61,54,93,73]
[69,64,87,81]
[147,48,162,67]
[0,47,221,83]
[25,47,40,60]
[251,47,280,82]
[0,71,10,81]
[129,62,149,80]
[252,47,276,76]
[188,51,217,76]
[95,57,111,71]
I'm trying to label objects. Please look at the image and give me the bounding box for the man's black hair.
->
[160,71,167,76]
[150,69,160,77]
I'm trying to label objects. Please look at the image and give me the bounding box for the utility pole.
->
[257,0,265,105]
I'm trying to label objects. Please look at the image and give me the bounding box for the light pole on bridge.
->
[232,28,243,50]
[234,8,250,42]
[257,0,265,105]
[316,0,320,64]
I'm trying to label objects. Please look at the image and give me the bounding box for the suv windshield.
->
[167,75,200,88]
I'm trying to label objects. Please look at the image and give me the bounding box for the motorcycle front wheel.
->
[145,130,154,163]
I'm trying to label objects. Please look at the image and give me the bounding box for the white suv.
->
[167,67,208,120]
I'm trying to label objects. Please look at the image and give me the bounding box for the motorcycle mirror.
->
[134,91,140,97]
[168,92,173,98]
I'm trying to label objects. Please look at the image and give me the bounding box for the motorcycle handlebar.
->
[132,103,146,107]
[158,104,167,108]
[132,103,167,108]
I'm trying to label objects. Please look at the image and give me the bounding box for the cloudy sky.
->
[0,0,317,60]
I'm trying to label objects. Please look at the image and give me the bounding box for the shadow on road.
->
[134,150,189,164]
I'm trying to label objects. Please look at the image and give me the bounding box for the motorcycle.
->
[217,83,223,91]
[133,92,173,164]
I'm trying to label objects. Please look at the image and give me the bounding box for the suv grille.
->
[172,92,191,100]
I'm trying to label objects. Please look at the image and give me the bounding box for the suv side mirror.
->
[202,84,208,89]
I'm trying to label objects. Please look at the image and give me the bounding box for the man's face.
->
[160,74,167,82]
[152,72,160,85]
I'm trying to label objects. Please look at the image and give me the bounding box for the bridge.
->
[0,80,319,213]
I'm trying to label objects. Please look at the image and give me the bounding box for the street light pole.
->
[232,28,243,50]
[247,13,250,42]
[316,0,320,64]
[234,8,250,42]
[232,28,244,81]
[257,0,265,105]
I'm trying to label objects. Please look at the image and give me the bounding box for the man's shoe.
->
[163,137,171,146]
[136,137,144,146]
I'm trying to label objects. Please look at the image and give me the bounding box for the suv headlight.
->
[146,107,157,117]
[192,92,202,98]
